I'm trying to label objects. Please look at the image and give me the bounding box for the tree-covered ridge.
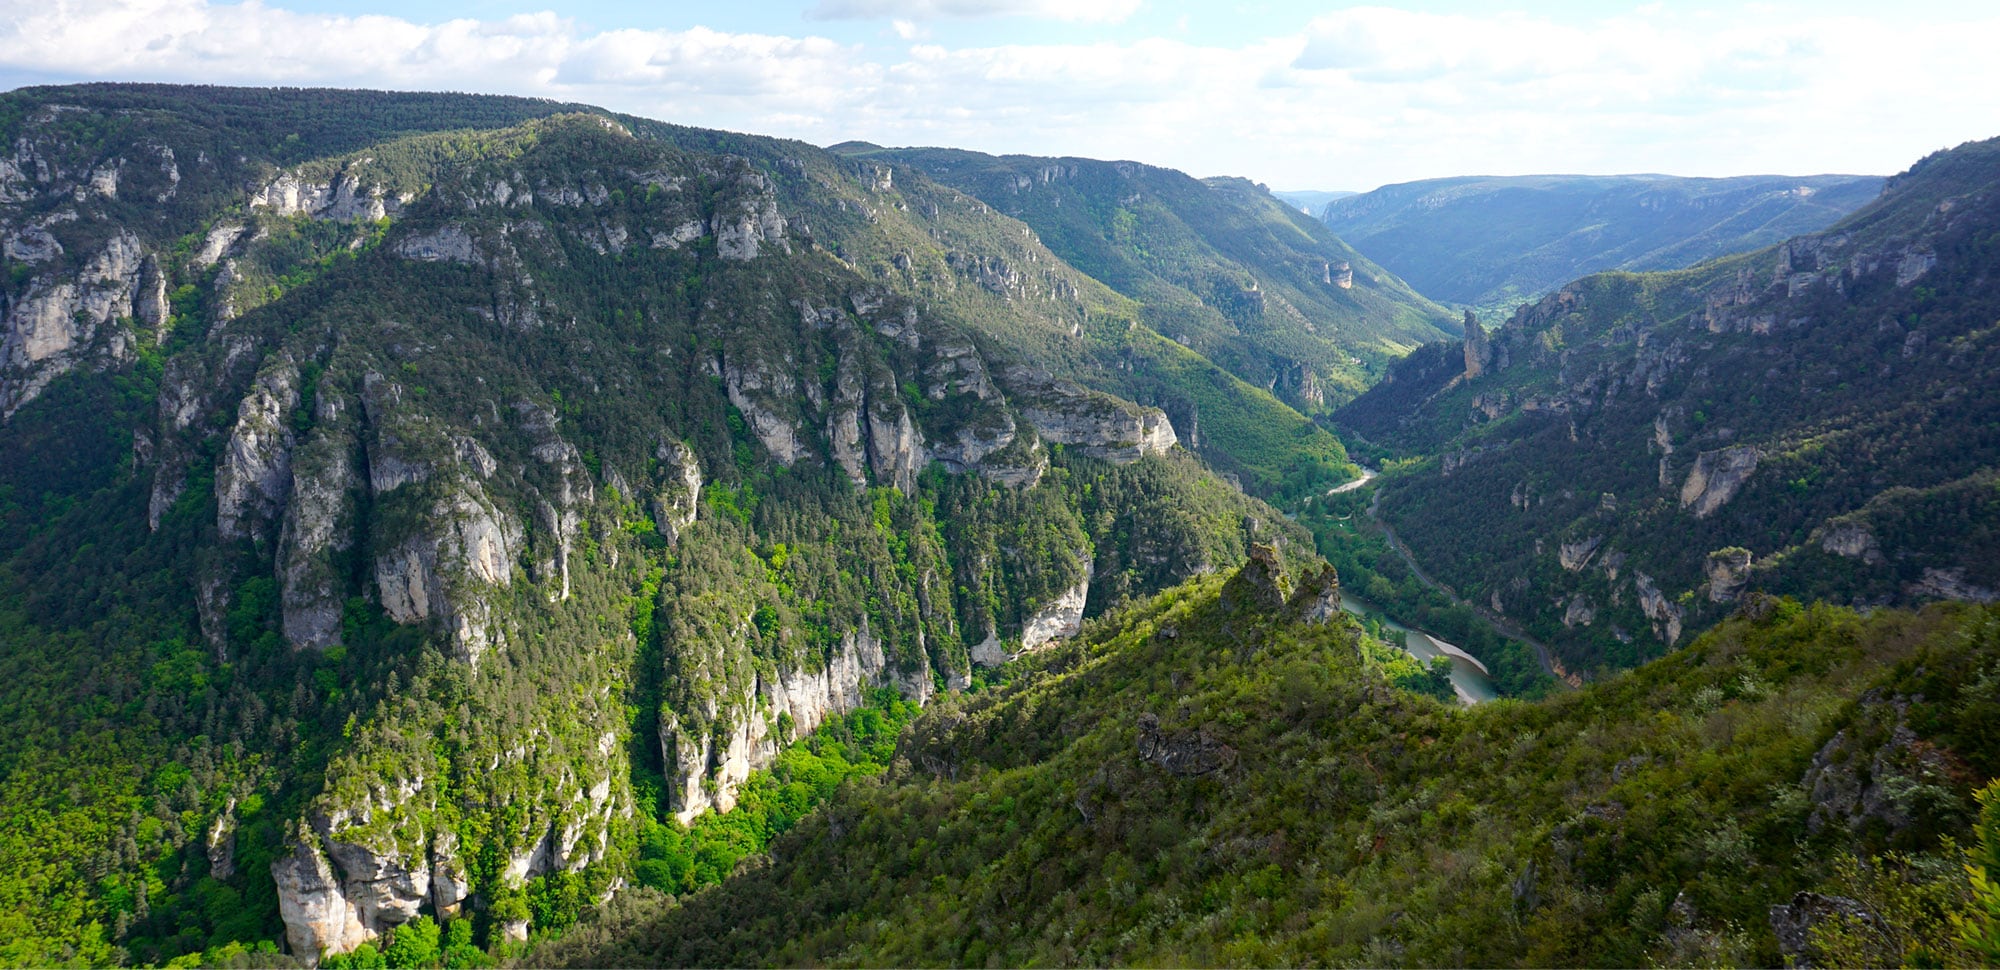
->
[535,554,2000,969]
[1333,134,2000,674]
[1321,171,1883,316]
[831,143,1456,413]
[0,90,1309,966]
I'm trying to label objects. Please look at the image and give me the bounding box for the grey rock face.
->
[2,224,61,262]
[273,832,372,962]
[1703,547,1754,603]
[194,222,245,268]
[359,377,526,663]
[1462,310,1492,379]
[278,391,360,650]
[252,172,403,222]
[650,440,702,545]
[206,802,238,880]
[711,162,789,261]
[1558,535,1603,571]
[1289,564,1343,624]
[1020,574,1089,651]
[1136,713,1237,777]
[1634,571,1684,645]
[1815,520,1884,565]
[393,225,481,264]
[1908,566,1999,603]
[1008,367,1176,464]
[1,229,146,416]
[1562,594,1597,628]
[667,627,900,822]
[216,359,300,541]
[1680,445,1760,518]
[725,358,806,464]
[1769,892,1883,969]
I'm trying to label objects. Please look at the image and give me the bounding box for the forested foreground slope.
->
[538,555,2000,969]
[0,84,1335,965]
[1335,135,2000,676]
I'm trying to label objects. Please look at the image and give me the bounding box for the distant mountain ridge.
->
[1321,172,1883,314]
[830,143,1457,416]
[1334,137,2000,674]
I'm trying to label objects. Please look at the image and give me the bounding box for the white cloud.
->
[1,1,1997,189]
[807,0,1141,24]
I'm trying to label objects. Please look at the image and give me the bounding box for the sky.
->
[2,0,1996,191]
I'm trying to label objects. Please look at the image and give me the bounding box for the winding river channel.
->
[1340,591,1500,705]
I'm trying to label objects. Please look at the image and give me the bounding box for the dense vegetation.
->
[1,83,1995,970]
[835,144,1455,414]
[1336,135,2000,674]
[1322,173,1881,316]
[0,85,1333,966]
[536,556,2000,968]
[1298,485,1557,699]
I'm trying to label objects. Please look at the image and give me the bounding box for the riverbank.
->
[1365,484,1570,686]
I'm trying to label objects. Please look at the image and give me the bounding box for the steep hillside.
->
[830,144,1457,415]
[1335,136,2000,674]
[1323,173,1882,315]
[537,554,2000,969]
[0,85,1313,965]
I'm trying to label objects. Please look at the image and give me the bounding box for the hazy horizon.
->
[0,1,1993,190]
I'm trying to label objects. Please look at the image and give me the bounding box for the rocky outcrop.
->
[1769,891,1884,969]
[1462,310,1492,379]
[252,171,405,222]
[278,388,360,650]
[216,358,300,541]
[1703,547,1753,603]
[967,569,1091,668]
[1815,520,1884,565]
[1634,572,1684,645]
[1562,595,1596,628]
[1679,446,1760,518]
[1136,713,1237,777]
[194,223,246,268]
[277,722,623,961]
[724,356,807,464]
[1021,575,1090,651]
[393,225,481,264]
[273,829,374,961]
[1009,367,1175,464]
[3,224,61,262]
[361,379,524,665]
[1222,543,1290,613]
[1289,564,1342,623]
[1908,567,1998,604]
[710,161,788,261]
[372,485,520,665]
[1800,692,1963,839]
[1,229,146,416]
[1558,535,1603,571]
[666,627,902,822]
[206,802,238,880]
[650,440,702,545]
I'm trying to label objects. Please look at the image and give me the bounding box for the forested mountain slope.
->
[538,553,2000,969]
[831,144,1457,415]
[1335,136,2000,675]
[1322,173,1882,315]
[0,84,1317,965]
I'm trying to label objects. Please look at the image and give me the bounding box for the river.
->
[1340,590,1499,706]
